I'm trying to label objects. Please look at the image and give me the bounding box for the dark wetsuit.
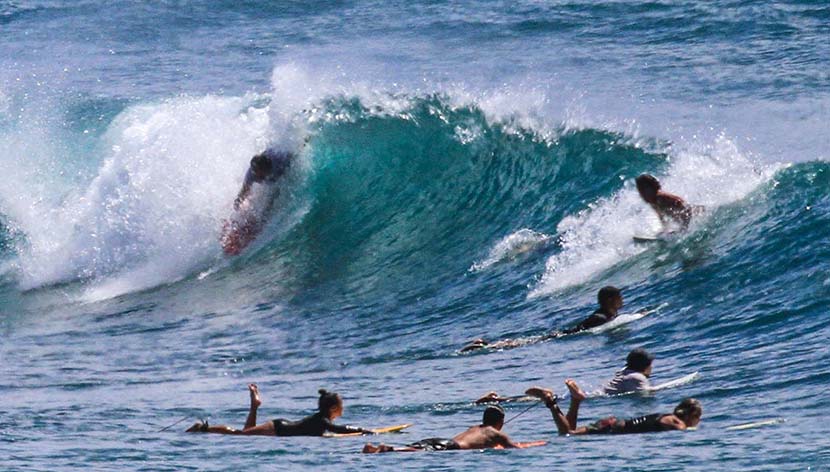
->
[272,412,364,436]
[563,309,616,334]
[242,150,292,187]
[586,414,672,435]
[405,438,461,451]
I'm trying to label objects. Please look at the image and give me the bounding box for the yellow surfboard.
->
[326,423,413,438]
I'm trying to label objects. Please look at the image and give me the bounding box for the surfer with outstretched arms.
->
[461,286,624,352]
[221,149,293,255]
[527,379,701,435]
[475,346,655,404]
[363,405,522,453]
[186,384,368,436]
[635,173,693,231]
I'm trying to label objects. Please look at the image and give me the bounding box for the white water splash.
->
[530,134,780,297]
[470,228,551,272]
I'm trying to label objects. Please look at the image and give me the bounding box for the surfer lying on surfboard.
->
[527,379,702,435]
[363,405,531,453]
[186,384,369,436]
[475,347,656,404]
[461,286,624,352]
[221,149,293,255]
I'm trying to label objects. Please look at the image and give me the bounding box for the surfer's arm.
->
[234,181,252,210]
[324,419,367,435]
[495,432,520,449]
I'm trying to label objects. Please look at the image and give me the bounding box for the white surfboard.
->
[725,418,785,431]
[647,371,700,391]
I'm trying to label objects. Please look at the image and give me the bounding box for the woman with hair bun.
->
[186,384,368,436]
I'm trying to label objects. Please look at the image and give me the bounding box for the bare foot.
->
[249,383,261,409]
[363,443,394,453]
[564,379,587,401]
[525,386,556,402]
[475,391,502,404]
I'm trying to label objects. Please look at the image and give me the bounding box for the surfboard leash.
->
[503,401,541,425]
[158,416,190,432]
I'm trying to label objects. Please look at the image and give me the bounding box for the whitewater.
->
[1,1,829,471]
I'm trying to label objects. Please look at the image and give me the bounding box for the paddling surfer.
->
[527,380,701,435]
[474,346,654,404]
[186,384,368,436]
[362,405,521,453]
[602,347,654,395]
[461,286,624,352]
[635,174,693,231]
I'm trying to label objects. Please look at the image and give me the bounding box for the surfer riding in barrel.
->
[186,384,371,436]
[221,149,293,255]
[527,379,702,435]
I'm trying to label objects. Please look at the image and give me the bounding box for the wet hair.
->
[318,389,342,414]
[625,347,655,372]
[250,152,273,174]
[482,405,505,426]
[597,286,622,306]
[636,174,661,192]
[673,398,702,422]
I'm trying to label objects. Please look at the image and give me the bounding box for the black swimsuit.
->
[271,412,363,436]
[586,414,671,434]
[405,438,461,451]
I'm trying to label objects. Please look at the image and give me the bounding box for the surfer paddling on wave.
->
[186,384,369,436]
[221,149,293,255]
[475,346,654,404]
[527,380,701,435]
[635,174,693,231]
[462,286,624,352]
[363,405,523,453]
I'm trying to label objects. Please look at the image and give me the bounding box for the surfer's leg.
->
[526,386,572,435]
[564,379,588,431]
[363,443,407,453]
[244,384,261,429]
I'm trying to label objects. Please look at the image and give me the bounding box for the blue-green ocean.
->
[1,1,829,470]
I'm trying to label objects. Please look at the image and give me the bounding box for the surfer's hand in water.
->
[475,391,502,404]
[460,338,489,352]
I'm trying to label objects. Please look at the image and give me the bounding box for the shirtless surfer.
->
[635,174,693,231]
[186,384,368,436]
[527,380,701,435]
[461,286,624,352]
[362,405,523,453]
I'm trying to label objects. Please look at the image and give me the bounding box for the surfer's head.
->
[598,286,623,312]
[250,152,274,180]
[674,398,702,427]
[482,405,505,429]
[636,174,661,203]
[318,389,343,419]
[626,347,655,376]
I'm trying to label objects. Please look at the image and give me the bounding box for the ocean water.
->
[1,1,829,470]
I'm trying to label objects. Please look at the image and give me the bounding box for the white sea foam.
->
[530,134,780,297]
[1,94,276,299]
[470,228,551,272]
